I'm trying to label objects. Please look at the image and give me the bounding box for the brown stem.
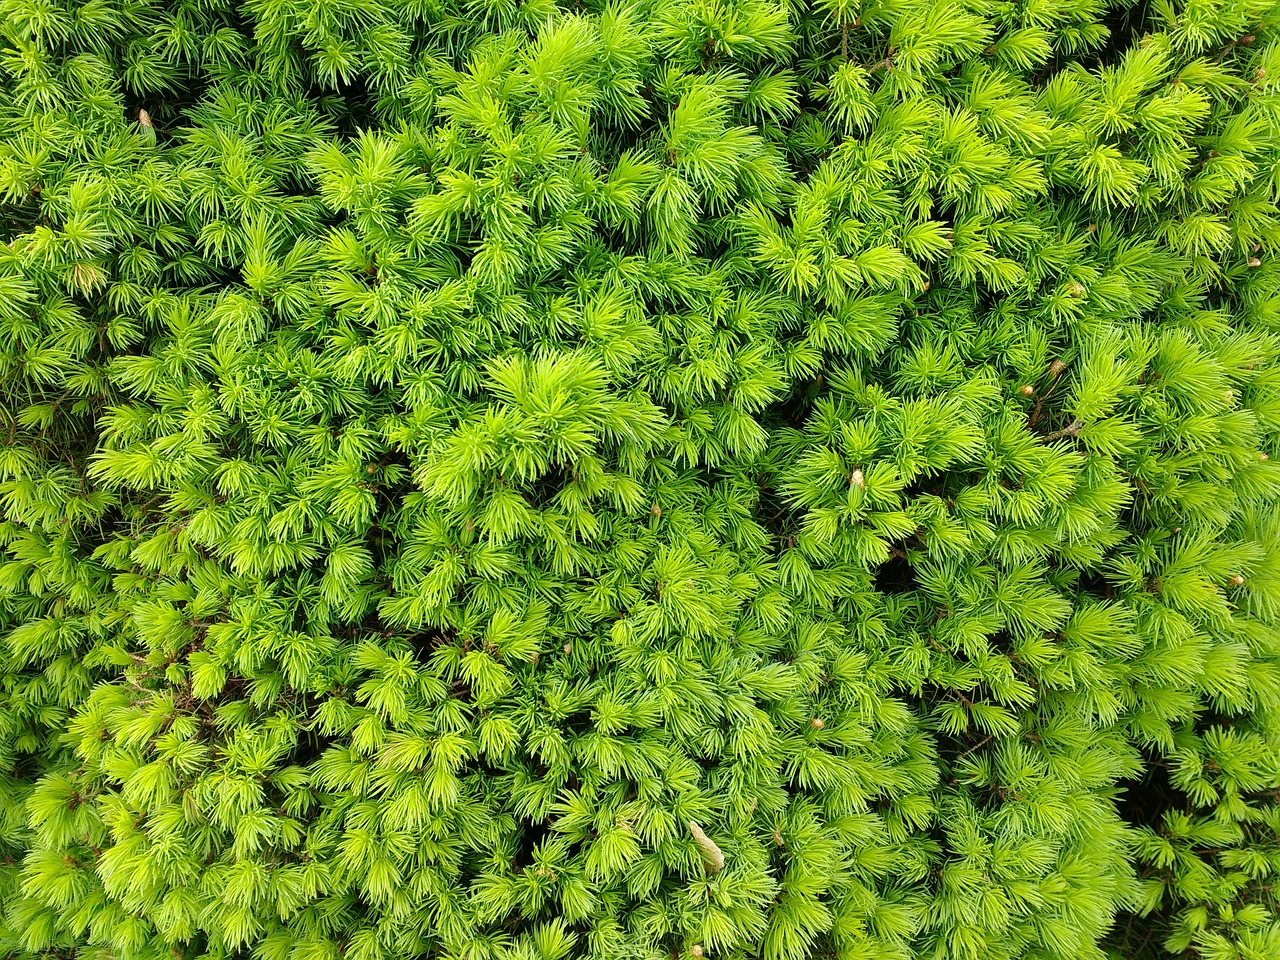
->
[956,736,993,761]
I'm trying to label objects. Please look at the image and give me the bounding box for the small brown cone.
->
[688,821,725,875]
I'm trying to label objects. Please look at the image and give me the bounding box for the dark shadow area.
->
[874,553,918,595]
[1116,751,1181,831]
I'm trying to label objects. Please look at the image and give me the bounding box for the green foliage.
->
[1,1,1279,959]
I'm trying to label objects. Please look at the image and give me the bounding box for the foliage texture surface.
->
[2,1,1280,960]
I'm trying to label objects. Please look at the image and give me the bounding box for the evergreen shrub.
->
[2,1,1280,959]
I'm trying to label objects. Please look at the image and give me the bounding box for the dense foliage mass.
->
[2,1,1280,959]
